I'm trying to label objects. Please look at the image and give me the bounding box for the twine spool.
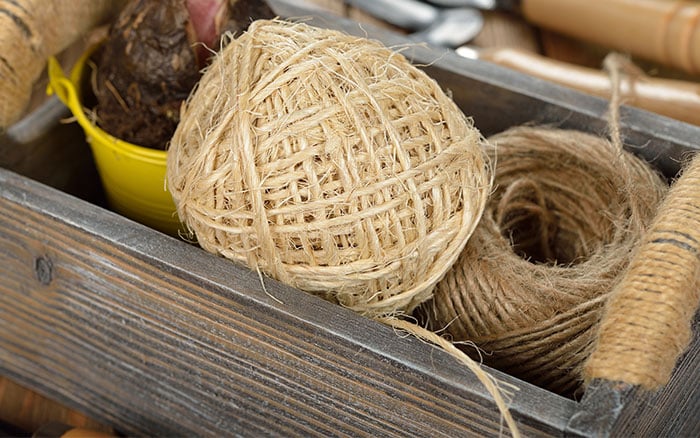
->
[416,126,667,396]
[583,54,700,389]
[167,19,490,318]
[585,153,700,389]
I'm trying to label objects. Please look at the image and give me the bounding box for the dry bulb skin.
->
[167,19,491,318]
[90,0,275,149]
[416,126,668,397]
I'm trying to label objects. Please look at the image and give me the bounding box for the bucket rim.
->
[47,43,168,165]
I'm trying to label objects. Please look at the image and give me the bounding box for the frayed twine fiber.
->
[416,125,668,397]
[166,17,517,434]
[380,316,519,437]
[167,19,490,317]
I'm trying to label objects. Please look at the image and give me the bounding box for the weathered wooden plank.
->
[0,167,574,436]
[565,380,636,437]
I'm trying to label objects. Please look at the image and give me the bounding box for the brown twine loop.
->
[416,126,667,396]
[420,51,700,395]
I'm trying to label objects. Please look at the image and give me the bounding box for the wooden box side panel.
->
[0,169,573,436]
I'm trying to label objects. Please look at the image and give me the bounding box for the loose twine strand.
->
[604,54,624,152]
[379,316,520,437]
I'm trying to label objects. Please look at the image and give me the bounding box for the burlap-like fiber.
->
[585,153,700,389]
[167,19,490,317]
[416,126,667,396]
[0,0,123,130]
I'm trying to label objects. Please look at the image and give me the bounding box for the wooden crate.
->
[1,2,698,436]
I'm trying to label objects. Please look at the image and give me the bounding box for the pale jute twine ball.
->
[416,126,667,396]
[167,19,490,317]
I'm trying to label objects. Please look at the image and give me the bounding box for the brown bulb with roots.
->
[91,0,275,150]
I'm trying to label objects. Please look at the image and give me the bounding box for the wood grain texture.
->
[0,168,574,436]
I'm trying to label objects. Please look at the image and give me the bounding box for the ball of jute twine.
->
[167,18,522,435]
[167,19,490,317]
[416,124,668,397]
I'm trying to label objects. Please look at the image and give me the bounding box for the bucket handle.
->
[46,55,100,139]
[46,51,168,163]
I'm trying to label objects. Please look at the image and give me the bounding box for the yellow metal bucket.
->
[47,47,182,236]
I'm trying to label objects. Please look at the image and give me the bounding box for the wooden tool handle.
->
[521,0,700,74]
[479,46,700,126]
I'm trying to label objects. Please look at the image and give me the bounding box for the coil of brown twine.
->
[167,19,490,318]
[415,125,668,397]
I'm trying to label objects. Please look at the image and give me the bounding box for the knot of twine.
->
[167,19,490,318]
[416,125,668,396]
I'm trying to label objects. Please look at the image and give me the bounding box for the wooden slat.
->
[0,168,574,436]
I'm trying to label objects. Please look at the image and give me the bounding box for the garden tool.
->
[425,0,700,75]
[346,0,483,47]
[351,0,700,126]
[457,46,700,126]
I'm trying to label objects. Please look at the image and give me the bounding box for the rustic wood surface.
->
[0,1,698,436]
[0,167,575,436]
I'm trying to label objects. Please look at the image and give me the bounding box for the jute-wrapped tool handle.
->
[585,154,700,389]
[521,0,700,74]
